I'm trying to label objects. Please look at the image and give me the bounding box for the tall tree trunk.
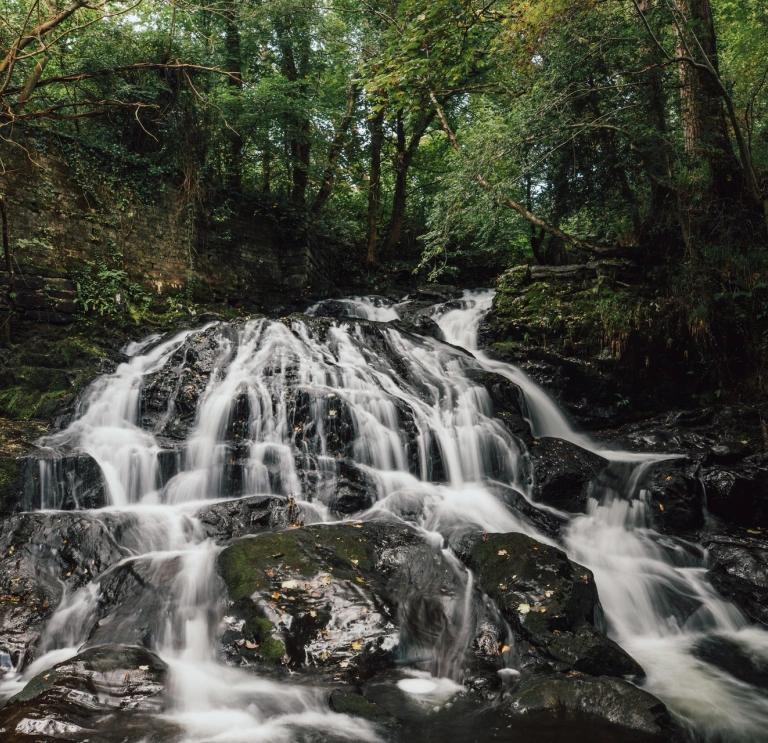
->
[261,146,271,194]
[290,122,311,206]
[0,196,13,343]
[674,0,739,199]
[276,22,312,207]
[310,81,358,218]
[366,109,384,269]
[223,6,243,192]
[382,107,436,258]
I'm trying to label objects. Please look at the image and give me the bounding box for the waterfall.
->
[2,289,767,742]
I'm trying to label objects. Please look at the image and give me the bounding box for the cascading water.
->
[1,288,767,742]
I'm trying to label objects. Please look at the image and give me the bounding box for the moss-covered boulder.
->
[217,521,500,681]
[329,690,397,726]
[463,532,644,678]
[480,261,702,425]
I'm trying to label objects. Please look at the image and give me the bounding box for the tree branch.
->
[428,91,618,256]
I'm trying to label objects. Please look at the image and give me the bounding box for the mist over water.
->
[2,289,767,741]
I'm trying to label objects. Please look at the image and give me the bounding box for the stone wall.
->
[0,134,330,324]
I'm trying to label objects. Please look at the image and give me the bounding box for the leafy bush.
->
[72,261,151,321]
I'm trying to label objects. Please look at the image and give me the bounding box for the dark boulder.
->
[693,635,768,689]
[0,645,179,743]
[322,460,379,515]
[465,369,533,446]
[85,554,186,649]
[140,323,234,440]
[643,457,705,535]
[702,454,768,527]
[0,512,131,667]
[20,452,107,511]
[502,672,681,741]
[196,495,307,540]
[0,455,26,518]
[462,531,644,678]
[704,528,768,625]
[487,483,568,540]
[529,438,607,513]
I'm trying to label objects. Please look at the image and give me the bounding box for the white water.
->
[2,289,767,741]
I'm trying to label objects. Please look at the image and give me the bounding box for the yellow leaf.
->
[351,641,362,650]
[501,645,511,653]
[498,549,508,556]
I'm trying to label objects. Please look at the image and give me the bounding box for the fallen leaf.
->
[281,580,298,589]
[245,640,258,649]
[138,665,149,671]
[339,661,349,668]
[501,645,511,653]
[355,576,364,583]
[351,641,362,651]
[518,603,531,614]
[498,549,508,556]
[271,592,281,599]
[310,610,317,617]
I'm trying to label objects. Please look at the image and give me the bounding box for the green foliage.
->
[72,261,151,321]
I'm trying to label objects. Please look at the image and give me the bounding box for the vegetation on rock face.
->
[0,0,767,402]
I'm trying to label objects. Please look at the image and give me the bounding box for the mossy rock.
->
[329,690,396,725]
[0,456,24,516]
[217,522,455,677]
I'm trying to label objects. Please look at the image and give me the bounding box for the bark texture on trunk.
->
[674,0,739,198]
[381,107,436,259]
[366,109,384,268]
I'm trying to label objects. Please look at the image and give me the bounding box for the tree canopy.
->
[1,0,766,281]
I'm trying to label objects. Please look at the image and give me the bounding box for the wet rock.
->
[643,457,705,535]
[20,452,107,511]
[85,555,186,649]
[0,512,130,667]
[0,456,26,518]
[529,438,607,513]
[503,672,681,740]
[693,635,768,689]
[464,369,533,446]
[0,645,180,743]
[702,454,768,527]
[140,324,234,440]
[704,528,768,625]
[328,689,397,726]
[487,483,567,540]
[217,522,495,681]
[196,495,302,540]
[463,532,644,678]
[322,460,378,515]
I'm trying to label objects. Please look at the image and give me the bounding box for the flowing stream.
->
[2,290,768,742]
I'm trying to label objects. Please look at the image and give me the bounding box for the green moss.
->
[8,669,58,704]
[490,266,650,360]
[0,457,22,514]
[258,637,286,663]
[331,531,373,571]
[219,532,311,599]
[329,691,395,723]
